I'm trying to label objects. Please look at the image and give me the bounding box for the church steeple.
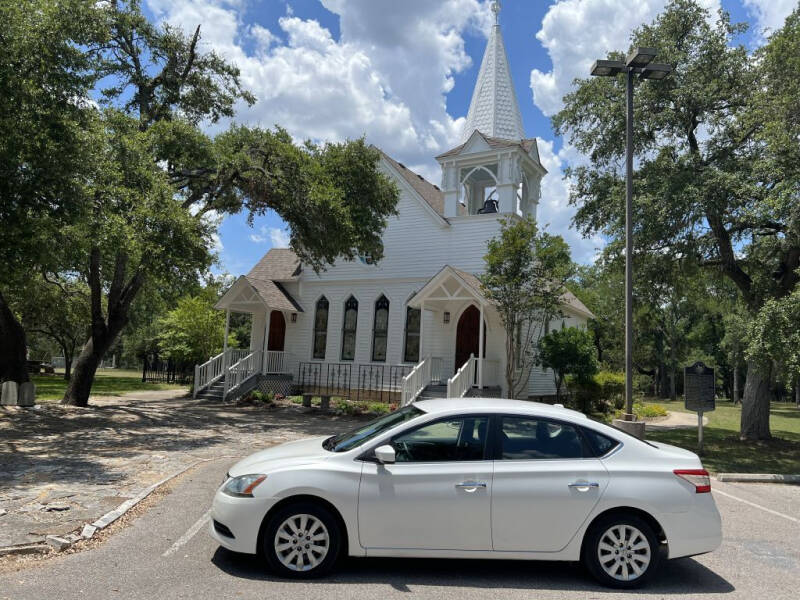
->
[461,1,525,142]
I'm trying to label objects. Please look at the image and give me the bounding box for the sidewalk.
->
[0,391,363,550]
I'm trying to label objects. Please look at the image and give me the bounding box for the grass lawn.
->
[642,397,800,475]
[31,369,186,402]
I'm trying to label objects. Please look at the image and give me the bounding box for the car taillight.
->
[674,469,711,493]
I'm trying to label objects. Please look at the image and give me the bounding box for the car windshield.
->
[322,405,425,452]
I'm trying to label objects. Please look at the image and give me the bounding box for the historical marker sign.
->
[684,361,715,455]
[684,362,716,413]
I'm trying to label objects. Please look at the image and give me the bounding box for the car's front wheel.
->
[582,513,661,588]
[262,502,342,579]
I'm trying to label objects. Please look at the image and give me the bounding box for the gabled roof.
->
[378,150,445,216]
[216,274,303,313]
[461,16,525,142]
[245,277,303,312]
[409,264,594,319]
[247,248,301,281]
[436,132,542,166]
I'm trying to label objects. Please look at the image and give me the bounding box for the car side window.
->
[499,416,585,460]
[581,426,620,457]
[392,417,489,462]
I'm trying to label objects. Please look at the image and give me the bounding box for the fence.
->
[142,355,193,385]
[297,362,413,403]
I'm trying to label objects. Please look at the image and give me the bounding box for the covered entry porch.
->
[401,266,506,405]
[193,275,302,401]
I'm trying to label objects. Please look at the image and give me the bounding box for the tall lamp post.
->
[590,49,671,423]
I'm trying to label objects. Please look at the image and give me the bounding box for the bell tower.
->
[436,1,545,219]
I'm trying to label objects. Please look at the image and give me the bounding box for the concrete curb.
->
[716,473,800,484]
[0,460,206,558]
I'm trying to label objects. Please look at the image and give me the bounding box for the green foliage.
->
[552,0,800,439]
[538,326,598,403]
[157,294,229,365]
[746,289,800,390]
[240,390,275,405]
[481,216,575,398]
[334,399,393,416]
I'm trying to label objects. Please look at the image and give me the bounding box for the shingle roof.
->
[247,248,301,281]
[379,150,445,216]
[436,134,541,161]
[244,276,303,313]
[461,20,525,142]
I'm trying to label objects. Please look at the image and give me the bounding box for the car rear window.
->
[581,427,621,457]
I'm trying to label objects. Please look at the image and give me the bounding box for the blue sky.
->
[142,0,793,275]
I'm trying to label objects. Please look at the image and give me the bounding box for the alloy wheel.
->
[596,524,651,582]
[273,513,330,572]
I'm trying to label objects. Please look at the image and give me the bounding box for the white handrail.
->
[401,357,431,406]
[224,350,263,400]
[448,354,476,399]
[194,351,225,398]
[193,348,252,397]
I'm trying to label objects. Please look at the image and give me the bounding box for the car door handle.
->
[568,482,600,490]
[455,481,487,491]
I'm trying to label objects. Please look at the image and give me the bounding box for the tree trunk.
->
[732,364,739,405]
[64,352,73,381]
[795,380,799,408]
[62,337,110,407]
[670,365,677,402]
[0,289,30,384]
[739,358,772,440]
[658,363,670,398]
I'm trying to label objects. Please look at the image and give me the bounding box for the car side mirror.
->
[374,444,396,465]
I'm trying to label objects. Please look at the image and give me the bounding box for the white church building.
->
[194,3,592,404]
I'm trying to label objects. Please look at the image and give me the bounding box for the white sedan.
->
[209,398,721,588]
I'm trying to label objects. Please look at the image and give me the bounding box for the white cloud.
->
[249,225,290,248]
[145,0,493,172]
[742,0,795,36]
[530,0,720,117]
[537,138,603,264]
[269,227,290,248]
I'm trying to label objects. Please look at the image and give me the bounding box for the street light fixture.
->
[591,48,672,424]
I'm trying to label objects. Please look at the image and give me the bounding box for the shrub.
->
[567,370,625,415]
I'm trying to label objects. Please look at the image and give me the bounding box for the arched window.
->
[341,296,359,361]
[312,296,329,360]
[403,307,421,363]
[371,295,390,362]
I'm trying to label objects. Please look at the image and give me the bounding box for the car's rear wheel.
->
[262,502,342,578]
[582,514,661,588]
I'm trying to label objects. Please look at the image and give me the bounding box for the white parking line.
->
[162,510,212,557]
[713,489,799,524]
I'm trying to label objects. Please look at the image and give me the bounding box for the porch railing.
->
[193,348,254,398]
[194,352,226,398]
[264,350,287,374]
[448,354,476,399]
[401,358,431,406]
[224,350,263,399]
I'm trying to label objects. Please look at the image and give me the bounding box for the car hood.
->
[228,436,331,476]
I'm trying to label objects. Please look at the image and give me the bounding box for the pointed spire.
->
[461,2,525,142]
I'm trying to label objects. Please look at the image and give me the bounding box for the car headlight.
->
[222,474,267,497]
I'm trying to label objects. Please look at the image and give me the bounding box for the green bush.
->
[615,401,668,420]
[334,399,394,416]
[567,370,625,415]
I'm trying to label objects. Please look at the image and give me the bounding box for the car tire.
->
[582,513,662,589]
[262,502,342,579]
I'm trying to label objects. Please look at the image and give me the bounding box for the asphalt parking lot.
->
[1,457,798,600]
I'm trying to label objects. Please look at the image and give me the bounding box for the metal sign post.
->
[684,362,716,455]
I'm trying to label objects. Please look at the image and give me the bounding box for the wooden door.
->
[267,311,286,352]
[455,305,484,373]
